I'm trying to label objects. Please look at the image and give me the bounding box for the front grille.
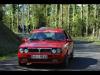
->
[29,49,39,52]
[29,48,51,52]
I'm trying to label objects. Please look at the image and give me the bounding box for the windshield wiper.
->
[44,38,54,40]
[51,39,64,41]
[44,38,63,41]
[29,38,39,41]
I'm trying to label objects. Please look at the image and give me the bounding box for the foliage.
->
[1,4,100,38]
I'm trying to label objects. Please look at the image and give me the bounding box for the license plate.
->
[31,55,48,59]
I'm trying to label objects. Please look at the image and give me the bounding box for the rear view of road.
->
[0,40,100,71]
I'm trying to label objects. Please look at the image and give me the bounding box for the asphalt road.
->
[0,40,100,71]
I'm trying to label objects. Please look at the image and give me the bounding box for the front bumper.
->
[17,52,65,64]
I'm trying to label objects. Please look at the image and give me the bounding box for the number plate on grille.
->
[31,55,48,59]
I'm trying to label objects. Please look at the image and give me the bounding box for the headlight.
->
[51,48,61,54]
[51,49,57,54]
[24,48,28,53]
[19,48,24,53]
[57,48,61,53]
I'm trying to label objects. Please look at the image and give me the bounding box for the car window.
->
[30,32,46,40]
[29,32,67,41]
[53,33,67,40]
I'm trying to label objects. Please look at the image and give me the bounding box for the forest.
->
[0,4,100,70]
[0,4,100,38]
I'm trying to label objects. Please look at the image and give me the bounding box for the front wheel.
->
[18,61,27,66]
[62,55,69,68]
[70,51,74,60]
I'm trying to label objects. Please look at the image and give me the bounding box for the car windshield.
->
[29,32,67,41]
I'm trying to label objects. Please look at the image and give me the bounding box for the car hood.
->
[19,40,67,48]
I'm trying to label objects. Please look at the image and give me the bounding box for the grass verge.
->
[73,36,100,45]
[0,52,17,61]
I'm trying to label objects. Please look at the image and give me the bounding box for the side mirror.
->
[21,37,28,43]
[66,39,72,42]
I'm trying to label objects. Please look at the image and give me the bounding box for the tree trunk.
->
[11,5,14,32]
[62,4,63,28]
[72,4,75,36]
[67,4,70,34]
[94,4,98,38]
[56,4,60,28]
[17,4,19,33]
[59,4,63,28]
[92,27,95,36]
[86,4,89,36]
[0,4,3,22]
[55,4,57,28]
[97,4,100,39]
[72,4,75,22]
[81,4,84,36]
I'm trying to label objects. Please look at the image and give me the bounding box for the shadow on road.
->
[22,57,97,70]
[68,57,97,70]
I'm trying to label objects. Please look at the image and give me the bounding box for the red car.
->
[17,27,74,67]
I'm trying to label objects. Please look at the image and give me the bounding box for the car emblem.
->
[38,48,41,52]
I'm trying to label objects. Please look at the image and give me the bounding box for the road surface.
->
[0,40,100,71]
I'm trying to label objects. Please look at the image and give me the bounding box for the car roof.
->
[30,27,64,33]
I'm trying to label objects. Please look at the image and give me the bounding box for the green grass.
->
[0,32,20,61]
[91,41,100,45]
[73,36,100,45]
[0,52,17,61]
[0,41,19,61]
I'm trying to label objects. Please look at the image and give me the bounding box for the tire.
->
[62,55,69,68]
[70,51,74,60]
[18,61,27,66]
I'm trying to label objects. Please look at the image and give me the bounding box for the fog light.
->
[21,58,27,62]
[52,59,58,62]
